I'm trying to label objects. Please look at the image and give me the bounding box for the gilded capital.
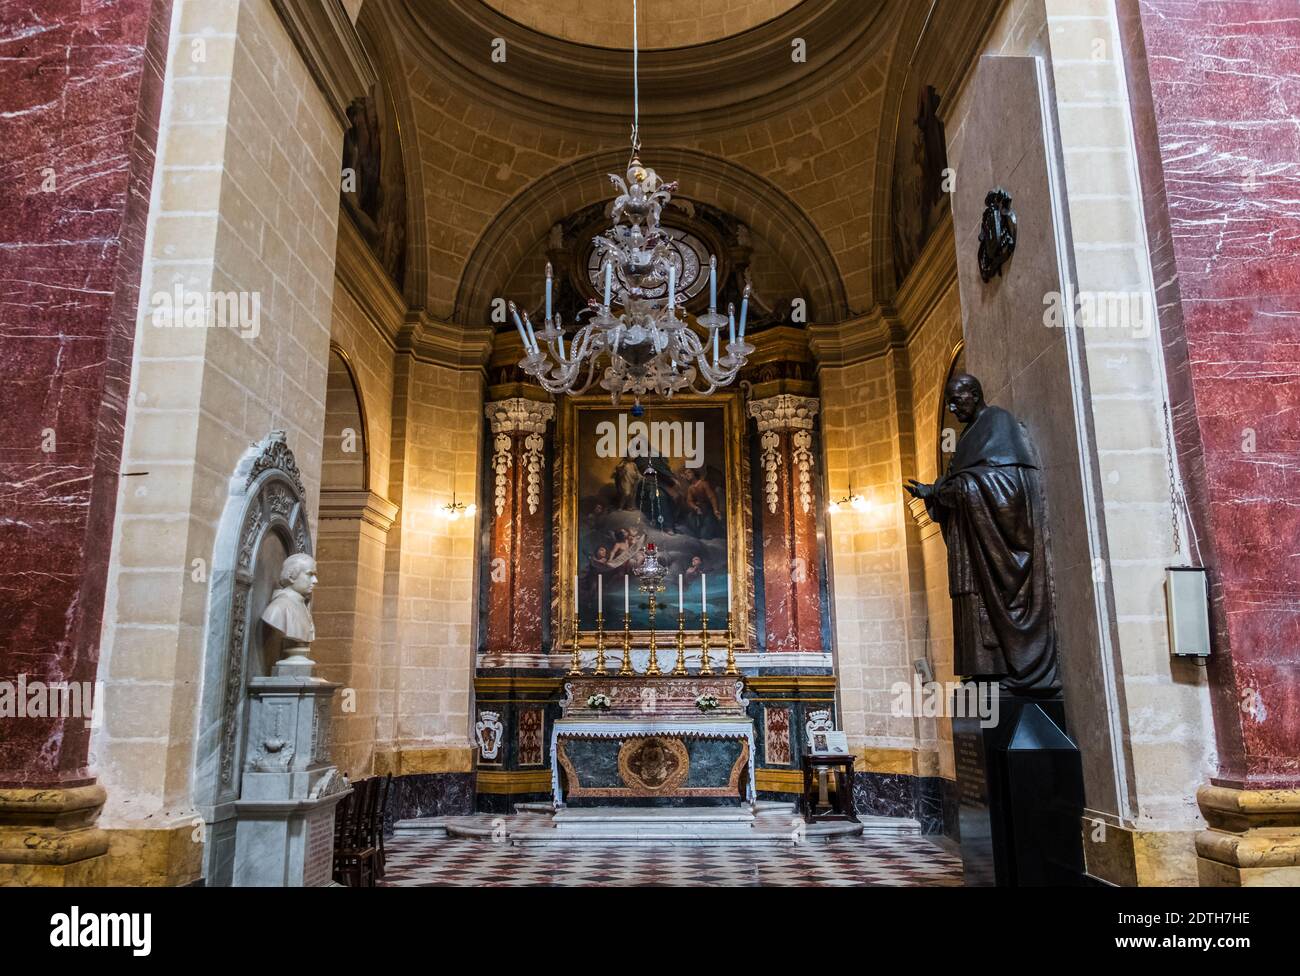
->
[485,397,554,435]
[747,394,820,432]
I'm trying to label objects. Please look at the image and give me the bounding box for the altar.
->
[551,676,756,808]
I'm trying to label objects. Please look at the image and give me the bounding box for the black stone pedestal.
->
[952,691,1086,886]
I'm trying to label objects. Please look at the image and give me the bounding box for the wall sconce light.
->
[439,493,476,521]
[827,483,868,514]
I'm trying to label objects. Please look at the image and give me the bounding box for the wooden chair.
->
[332,777,378,887]
[368,773,392,880]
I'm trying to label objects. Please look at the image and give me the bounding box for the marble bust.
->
[261,553,317,661]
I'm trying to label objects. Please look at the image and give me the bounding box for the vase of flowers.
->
[695,693,719,713]
[587,693,612,711]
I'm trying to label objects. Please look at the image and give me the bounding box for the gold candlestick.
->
[594,612,607,676]
[618,612,633,676]
[724,610,739,676]
[673,612,687,675]
[698,613,713,675]
[646,591,662,675]
[567,615,583,675]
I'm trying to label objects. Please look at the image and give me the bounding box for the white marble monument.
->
[232,553,349,886]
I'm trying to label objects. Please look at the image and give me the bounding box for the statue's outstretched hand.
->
[904,478,933,500]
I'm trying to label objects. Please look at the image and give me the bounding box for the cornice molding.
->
[894,207,958,333]
[271,0,376,128]
[318,488,400,532]
[807,306,900,368]
[744,325,814,368]
[396,310,494,370]
[334,212,406,349]
[390,0,892,136]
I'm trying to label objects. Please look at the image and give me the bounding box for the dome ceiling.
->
[479,0,805,50]
[359,0,1001,327]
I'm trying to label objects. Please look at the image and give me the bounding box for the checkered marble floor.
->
[380,833,964,887]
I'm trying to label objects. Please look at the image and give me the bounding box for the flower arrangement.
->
[695,694,719,713]
[587,693,612,711]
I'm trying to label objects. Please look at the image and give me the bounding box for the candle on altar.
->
[597,573,603,611]
[624,574,629,614]
[678,573,684,612]
[727,574,732,607]
[575,574,579,613]
[701,573,707,614]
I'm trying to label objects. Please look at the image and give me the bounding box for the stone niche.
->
[948,55,1117,821]
[192,430,325,885]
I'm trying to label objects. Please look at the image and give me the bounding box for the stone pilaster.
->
[748,394,823,652]
[483,398,555,659]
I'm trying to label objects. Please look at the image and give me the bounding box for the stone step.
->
[392,811,917,845]
[513,801,555,814]
[391,817,449,838]
[859,816,922,836]
[552,806,755,831]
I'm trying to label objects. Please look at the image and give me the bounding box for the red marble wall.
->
[760,432,823,652]
[0,0,171,787]
[1124,0,1300,789]
[485,435,545,654]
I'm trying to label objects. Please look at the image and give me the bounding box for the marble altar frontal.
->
[551,676,757,807]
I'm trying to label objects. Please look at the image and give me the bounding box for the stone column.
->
[483,398,555,659]
[1122,0,1300,886]
[748,394,823,652]
[0,0,170,886]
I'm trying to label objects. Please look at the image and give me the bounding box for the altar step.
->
[393,805,920,847]
[512,798,796,816]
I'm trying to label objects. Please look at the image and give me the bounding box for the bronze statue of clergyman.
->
[904,373,1061,694]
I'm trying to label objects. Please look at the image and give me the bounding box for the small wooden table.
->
[801,752,858,822]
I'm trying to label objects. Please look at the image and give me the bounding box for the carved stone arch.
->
[356,0,428,309]
[871,0,1001,300]
[936,339,966,477]
[324,342,371,491]
[454,147,849,327]
[192,431,313,885]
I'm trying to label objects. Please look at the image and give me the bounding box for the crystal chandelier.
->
[508,0,754,410]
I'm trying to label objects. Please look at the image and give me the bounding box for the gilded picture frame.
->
[554,390,753,646]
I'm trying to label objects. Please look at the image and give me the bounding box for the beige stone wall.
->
[903,277,964,778]
[1040,0,1213,881]
[311,231,402,779]
[930,0,1212,882]
[93,0,342,835]
[820,356,919,759]
[379,358,483,754]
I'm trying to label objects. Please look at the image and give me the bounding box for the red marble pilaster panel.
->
[749,395,823,652]
[0,0,171,788]
[1122,1,1300,788]
[483,399,554,658]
